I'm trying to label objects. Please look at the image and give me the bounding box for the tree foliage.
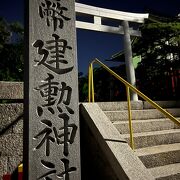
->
[0,17,24,81]
[134,20,180,70]
[133,18,180,100]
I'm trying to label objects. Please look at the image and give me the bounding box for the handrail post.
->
[126,86,135,150]
[91,63,95,102]
[88,65,91,102]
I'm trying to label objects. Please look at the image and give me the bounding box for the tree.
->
[133,16,180,100]
[0,17,24,81]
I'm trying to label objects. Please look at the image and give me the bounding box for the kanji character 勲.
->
[35,73,74,115]
[34,73,59,107]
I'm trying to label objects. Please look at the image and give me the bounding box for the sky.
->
[0,0,180,75]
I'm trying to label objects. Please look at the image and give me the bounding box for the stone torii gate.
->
[75,3,149,101]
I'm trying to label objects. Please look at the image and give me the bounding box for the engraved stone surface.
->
[24,0,81,179]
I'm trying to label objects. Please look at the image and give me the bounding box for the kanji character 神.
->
[34,118,77,157]
[58,113,77,156]
[33,119,56,156]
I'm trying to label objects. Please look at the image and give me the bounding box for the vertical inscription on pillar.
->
[25,0,80,179]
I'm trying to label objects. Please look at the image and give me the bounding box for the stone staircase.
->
[98,101,180,180]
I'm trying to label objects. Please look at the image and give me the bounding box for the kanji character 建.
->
[33,34,73,74]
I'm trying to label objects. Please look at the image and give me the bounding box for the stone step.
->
[121,129,180,149]
[97,101,143,111]
[97,101,180,111]
[149,163,180,180]
[134,143,180,168]
[113,118,180,134]
[144,101,180,109]
[104,108,180,121]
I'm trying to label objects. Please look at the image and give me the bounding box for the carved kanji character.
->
[33,34,73,74]
[38,159,76,180]
[39,0,71,31]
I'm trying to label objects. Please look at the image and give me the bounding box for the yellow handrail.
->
[126,86,134,149]
[88,65,91,102]
[88,58,180,149]
[88,63,95,102]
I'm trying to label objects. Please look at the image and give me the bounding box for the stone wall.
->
[0,82,23,179]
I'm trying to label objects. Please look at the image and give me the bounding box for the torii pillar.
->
[122,21,138,101]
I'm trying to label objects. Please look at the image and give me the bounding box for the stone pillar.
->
[24,0,81,179]
[122,21,138,101]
